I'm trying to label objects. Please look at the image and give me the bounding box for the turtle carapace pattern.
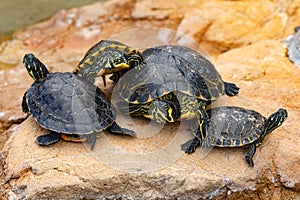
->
[181,106,288,167]
[22,53,136,149]
[73,40,144,85]
[116,45,240,145]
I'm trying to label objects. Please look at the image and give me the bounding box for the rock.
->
[2,38,300,200]
[2,106,299,199]
[1,0,300,199]
[178,1,288,55]
[285,27,300,68]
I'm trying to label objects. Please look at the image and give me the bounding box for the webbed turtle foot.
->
[36,132,60,146]
[107,122,136,137]
[181,138,200,154]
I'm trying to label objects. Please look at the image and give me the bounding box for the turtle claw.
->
[87,134,97,150]
[181,138,200,154]
[121,128,136,137]
[22,92,29,113]
[107,122,136,137]
[224,82,240,96]
[245,155,254,167]
[245,143,256,167]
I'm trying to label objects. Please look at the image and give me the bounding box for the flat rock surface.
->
[1,0,300,199]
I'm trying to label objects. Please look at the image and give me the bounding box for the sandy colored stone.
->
[1,0,300,199]
[2,40,300,199]
[178,1,288,55]
[0,0,296,132]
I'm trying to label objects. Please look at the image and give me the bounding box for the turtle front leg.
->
[195,107,210,143]
[245,143,257,167]
[86,133,97,150]
[106,122,136,137]
[36,132,61,146]
[181,137,200,154]
[181,107,210,154]
[22,92,29,113]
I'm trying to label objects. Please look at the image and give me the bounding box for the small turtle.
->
[115,45,239,143]
[285,26,300,68]
[73,40,144,85]
[22,53,136,149]
[181,106,288,167]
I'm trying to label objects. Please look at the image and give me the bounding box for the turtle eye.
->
[113,58,121,64]
[158,102,169,111]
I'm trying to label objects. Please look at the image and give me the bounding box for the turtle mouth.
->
[166,115,175,123]
[98,63,131,76]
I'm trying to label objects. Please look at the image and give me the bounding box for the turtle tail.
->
[224,82,240,96]
[264,108,288,134]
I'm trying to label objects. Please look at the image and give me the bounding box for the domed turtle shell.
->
[203,106,287,148]
[26,72,116,134]
[205,106,267,147]
[117,45,227,104]
[182,106,287,167]
[73,40,144,84]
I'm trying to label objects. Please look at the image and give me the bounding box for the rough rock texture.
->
[1,0,300,199]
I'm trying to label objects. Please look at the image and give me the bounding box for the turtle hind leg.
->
[36,132,60,146]
[181,137,200,154]
[86,133,97,150]
[106,122,136,137]
[224,82,240,96]
[245,143,257,167]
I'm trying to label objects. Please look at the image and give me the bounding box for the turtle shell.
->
[205,106,266,147]
[25,72,116,135]
[73,40,142,81]
[117,45,225,104]
[76,40,134,68]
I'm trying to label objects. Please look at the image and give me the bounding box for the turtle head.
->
[74,46,144,84]
[98,48,144,75]
[264,108,288,134]
[23,53,49,81]
[148,100,181,123]
[127,50,145,70]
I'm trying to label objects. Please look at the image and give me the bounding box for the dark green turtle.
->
[285,26,300,68]
[73,40,144,85]
[22,53,136,149]
[181,106,288,166]
[115,45,239,143]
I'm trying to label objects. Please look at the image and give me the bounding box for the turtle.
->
[181,106,288,166]
[22,53,136,150]
[115,45,240,143]
[73,40,144,85]
[285,26,300,68]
